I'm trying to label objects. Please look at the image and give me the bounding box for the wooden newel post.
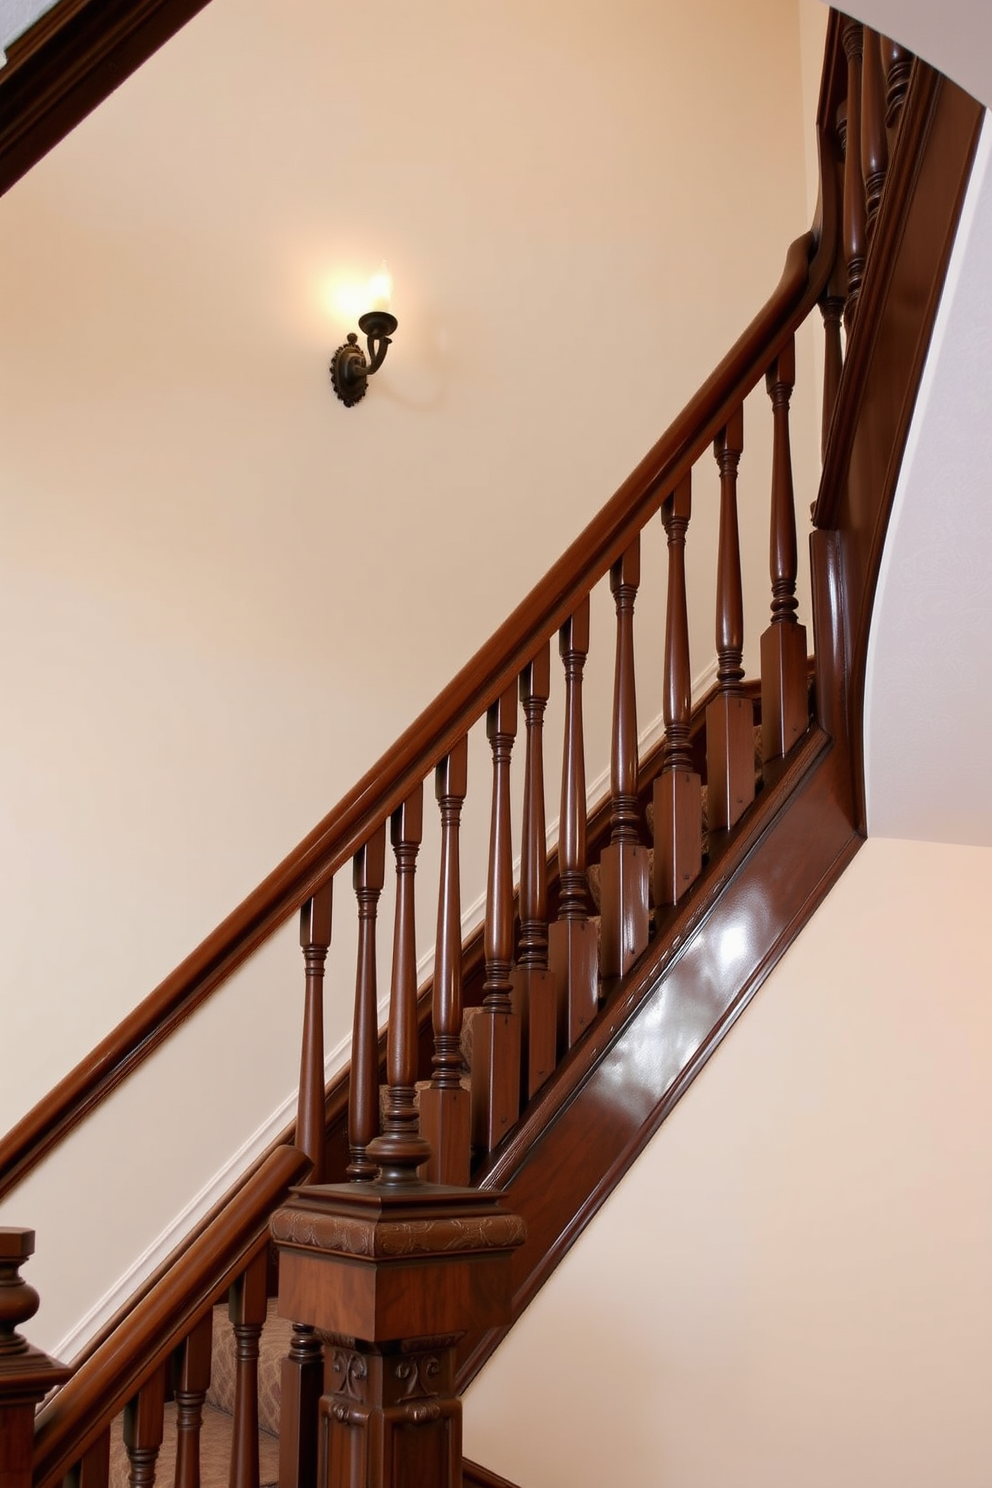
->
[0,1228,70,1488]
[271,1186,525,1488]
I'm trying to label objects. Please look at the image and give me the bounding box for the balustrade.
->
[600,539,650,977]
[654,474,702,906]
[420,738,471,1185]
[761,335,808,762]
[548,600,598,1049]
[511,645,557,1098]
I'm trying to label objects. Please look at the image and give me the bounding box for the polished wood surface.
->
[278,1322,322,1488]
[842,19,866,327]
[122,1363,166,1488]
[14,22,978,1488]
[0,0,213,198]
[366,790,431,1184]
[861,27,889,237]
[0,56,841,1197]
[462,1461,523,1488]
[420,739,471,1186]
[813,68,982,827]
[600,539,650,978]
[707,407,754,832]
[472,685,521,1152]
[347,827,386,1182]
[227,1250,267,1488]
[654,474,701,907]
[760,335,809,762]
[512,645,557,1100]
[882,38,913,129]
[172,1310,212,1488]
[32,1145,308,1488]
[0,1230,70,1488]
[548,601,598,1051]
[297,883,332,1184]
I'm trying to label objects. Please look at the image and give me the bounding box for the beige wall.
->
[0,0,816,1353]
[465,835,992,1487]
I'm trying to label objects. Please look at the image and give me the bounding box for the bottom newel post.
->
[271,1185,525,1488]
[0,1229,71,1488]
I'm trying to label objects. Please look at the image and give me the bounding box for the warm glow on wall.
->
[329,261,398,408]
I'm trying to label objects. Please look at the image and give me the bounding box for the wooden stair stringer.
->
[456,724,860,1388]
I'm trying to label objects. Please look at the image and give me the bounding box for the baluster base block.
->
[511,965,558,1099]
[469,1009,522,1152]
[652,768,703,907]
[760,621,809,763]
[418,1082,472,1187]
[598,843,650,979]
[548,918,599,1054]
[705,693,756,831]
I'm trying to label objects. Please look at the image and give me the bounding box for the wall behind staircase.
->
[464,835,992,1488]
[0,0,819,1355]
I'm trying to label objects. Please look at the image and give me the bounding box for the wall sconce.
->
[330,264,397,407]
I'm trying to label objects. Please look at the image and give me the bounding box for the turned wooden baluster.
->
[0,1229,71,1488]
[706,408,754,833]
[123,1363,167,1488]
[548,598,599,1052]
[861,27,889,240]
[172,1311,213,1488]
[65,1430,111,1488]
[419,738,471,1185]
[881,37,912,129]
[842,19,866,328]
[600,539,649,977]
[471,684,522,1151]
[653,474,702,907]
[366,787,432,1183]
[227,1249,267,1488]
[282,878,342,1488]
[761,336,809,763]
[347,826,387,1181]
[511,644,558,1099]
[297,881,332,1183]
[819,260,846,460]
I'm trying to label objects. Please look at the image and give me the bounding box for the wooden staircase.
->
[0,12,984,1488]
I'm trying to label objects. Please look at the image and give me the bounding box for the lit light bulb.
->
[368,261,393,314]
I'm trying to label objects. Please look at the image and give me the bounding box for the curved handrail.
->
[0,19,844,1205]
[31,1142,309,1488]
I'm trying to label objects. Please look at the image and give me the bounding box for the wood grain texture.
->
[31,1145,308,1488]
[0,29,843,1196]
[0,0,213,197]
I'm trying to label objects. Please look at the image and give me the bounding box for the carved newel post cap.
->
[272,1183,526,1347]
[0,1227,71,1405]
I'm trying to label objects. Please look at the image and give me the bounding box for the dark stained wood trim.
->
[0,81,842,1198]
[463,1460,523,1488]
[456,729,860,1389]
[452,53,984,1399]
[31,1143,309,1488]
[813,71,982,830]
[0,0,213,197]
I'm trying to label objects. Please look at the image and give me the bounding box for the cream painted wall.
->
[464,835,992,1487]
[0,1,817,1353]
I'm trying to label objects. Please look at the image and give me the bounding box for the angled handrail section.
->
[0,17,844,1205]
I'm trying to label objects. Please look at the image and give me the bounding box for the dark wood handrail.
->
[0,33,844,1202]
[30,1142,309,1488]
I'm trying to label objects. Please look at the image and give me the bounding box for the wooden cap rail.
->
[30,1143,308,1488]
[0,75,842,1203]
